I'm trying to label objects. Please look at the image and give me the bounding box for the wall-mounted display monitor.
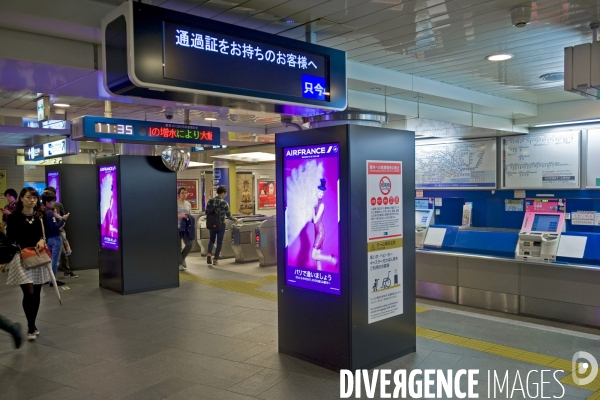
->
[24,182,47,195]
[99,165,119,250]
[531,214,560,232]
[416,210,432,228]
[46,171,61,202]
[284,143,340,295]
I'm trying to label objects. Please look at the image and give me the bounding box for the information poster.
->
[236,173,254,215]
[367,161,403,324]
[177,179,199,210]
[46,171,61,203]
[503,132,580,189]
[586,129,600,188]
[284,143,340,295]
[505,199,524,212]
[258,180,276,209]
[99,165,119,250]
[415,139,496,189]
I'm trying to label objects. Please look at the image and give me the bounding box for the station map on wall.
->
[415,139,496,189]
[502,132,579,189]
[586,129,600,188]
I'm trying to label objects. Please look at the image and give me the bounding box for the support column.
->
[213,160,231,204]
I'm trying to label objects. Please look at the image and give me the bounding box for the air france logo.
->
[286,145,336,157]
[379,176,391,195]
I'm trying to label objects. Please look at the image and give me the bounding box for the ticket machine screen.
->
[531,214,559,232]
[416,210,430,227]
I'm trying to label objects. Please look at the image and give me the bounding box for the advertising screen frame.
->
[99,165,119,250]
[46,171,61,203]
[283,142,341,295]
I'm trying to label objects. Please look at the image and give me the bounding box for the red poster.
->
[258,180,276,209]
[177,179,199,210]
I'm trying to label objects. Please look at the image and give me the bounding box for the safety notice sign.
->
[366,161,403,324]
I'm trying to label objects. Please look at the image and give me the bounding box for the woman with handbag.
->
[6,187,51,341]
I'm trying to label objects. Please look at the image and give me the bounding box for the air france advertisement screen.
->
[284,143,340,295]
[46,171,61,203]
[99,165,119,250]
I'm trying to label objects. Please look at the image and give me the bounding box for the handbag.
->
[20,218,52,270]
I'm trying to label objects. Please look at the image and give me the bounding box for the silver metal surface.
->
[161,146,190,172]
[255,219,277,267]
[520,296,600,328]
[196,218,235,259]
[303,111,388,128]
[231,217,270,263]
[459,287,519,314]
[416,281,457,303]
[417,249,600,272]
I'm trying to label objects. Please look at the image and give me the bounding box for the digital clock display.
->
[94,123,134,135]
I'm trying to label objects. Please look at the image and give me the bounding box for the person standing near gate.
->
[205,186,237,266]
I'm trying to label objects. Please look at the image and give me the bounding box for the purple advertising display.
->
[284,143,340,295]
[46,171,61,203]
[99,165,119,250]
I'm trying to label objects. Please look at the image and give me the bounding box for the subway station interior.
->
[1,0,600,399]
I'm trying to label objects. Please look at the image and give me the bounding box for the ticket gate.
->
[190,214,203,253]
[232,216,272,263]
[197,218,235,259]
[255,219,277,267]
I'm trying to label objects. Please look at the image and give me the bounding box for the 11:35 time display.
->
[94,123,134,135]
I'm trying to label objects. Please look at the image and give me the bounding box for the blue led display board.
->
[71,116,220,146]
[102,2,346,113]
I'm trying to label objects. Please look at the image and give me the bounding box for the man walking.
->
[206,186,237,266]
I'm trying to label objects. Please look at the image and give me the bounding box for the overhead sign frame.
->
[101,2,347,113]
[71,116,220,146]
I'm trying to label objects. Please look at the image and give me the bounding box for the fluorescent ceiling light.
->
[486,54,513,61]
[53,103,70,107]
[534,119,600,127]
[211,152,275,162]
[204,117,217,121]
[189,161,212,167]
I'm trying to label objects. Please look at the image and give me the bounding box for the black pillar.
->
[97,156,179,294]
[45,165,98,270]
[276,124,416,370]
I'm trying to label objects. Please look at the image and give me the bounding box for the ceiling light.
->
[204,117,217,121]
[486,54,513,61]
[539,72,564,82]
[370,87,382,91]
[188,161,212,167]
[284,19,295,24]
[53,103,70,108]
[534,119,600,127]
[211,152,275,162]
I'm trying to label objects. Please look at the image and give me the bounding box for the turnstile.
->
[232,216,271,263]
[190,213,202,253]
[196,218,235,259]
[255,219,277,267]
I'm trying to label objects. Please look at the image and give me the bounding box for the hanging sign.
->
[366,161,403,324]
[71,116,220,146]
[101,2,346,111]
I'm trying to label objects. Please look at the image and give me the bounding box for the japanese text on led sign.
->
[164,22,329,103]
[175,29,319,71]
[148,126,214,141]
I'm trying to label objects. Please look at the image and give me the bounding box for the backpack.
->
[205,197,222,231]
[0,230,18,264]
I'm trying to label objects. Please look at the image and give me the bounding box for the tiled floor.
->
[1,253,599,399]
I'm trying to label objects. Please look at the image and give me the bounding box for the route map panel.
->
[502,132,580,189]
[415,139,496,189]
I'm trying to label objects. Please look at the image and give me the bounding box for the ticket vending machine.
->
[516,199,566,262]
[415,198,434,248]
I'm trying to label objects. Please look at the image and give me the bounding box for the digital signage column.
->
[284,143,340,295]
[99,165,119,250]
[46,171,61,202]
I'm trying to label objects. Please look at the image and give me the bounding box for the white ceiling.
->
[0,0,598,142]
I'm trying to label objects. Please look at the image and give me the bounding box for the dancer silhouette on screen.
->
[312,179,337,271]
